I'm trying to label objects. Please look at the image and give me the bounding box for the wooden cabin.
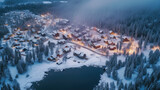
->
[77,37,82,41]
[63,34,68,40]
[52,32,60,37]
[15,46,22,49]
[12,42,20,47]
[16,32,23,35]
[58,39,66,44]
[73,50,86,59]
[104,40,109,44]
[4,35,10,41]
[93,43,101,49]
[63,46,71,53]
[19,39,25,42]
[57,50,63,58]
[108,40,116,45]
[97,29,103,34]
[109,35,117,39]
[34,35,40,39]
[37,31,41,34]
[83,36,90,41]
[123,37,130,42]
[47,55,57,62]
[109,31,117,35]
[108,46,116,50]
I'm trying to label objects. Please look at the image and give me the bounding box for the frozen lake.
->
[31,66,104,90]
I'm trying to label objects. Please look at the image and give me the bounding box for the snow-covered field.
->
[9,46,108,90]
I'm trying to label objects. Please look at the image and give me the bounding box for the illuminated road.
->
[69,41,106,56]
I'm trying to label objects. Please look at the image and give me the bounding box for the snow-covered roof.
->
[74,50,81,55]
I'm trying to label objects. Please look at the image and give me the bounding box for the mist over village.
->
[0,0,160,90]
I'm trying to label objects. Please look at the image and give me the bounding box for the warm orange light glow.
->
[59,29,67,34]
[110,31,118,36]
[4,24,8,26]
[126,42,139,55]
[41,14,45,17]
[72,40,84,46]
[93,27,98,31]
[103,36,108,39]
[67,34,72,38]
[34,44,39,46]
[112,49,124,54]
[152,46,160,51]
[27,24,31,27]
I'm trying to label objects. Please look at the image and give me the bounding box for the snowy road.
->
[69,41,106,56]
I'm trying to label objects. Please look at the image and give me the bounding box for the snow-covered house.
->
[3,35,10,40]
[15,46,22,49]
[63,34,68,40]
[57,49,63,58]
[58,39,66,44]
[41,33,46,37]
[108,45,116,50]
[37,31,41,35]
[97,29,103,34]
[83,36,90,41]
[108,40,116,45]
[16,32,23,35]
[73,50,86,59]
[123,36,130,42]
[57,19,69,25]
[109,30,117,35]
[47,55,57,62]
[12,42,20,47]
[109,35,117,39]
[19,38,25,42]
[18,35,24,38]
[52,32,60,37]
[77,37,82,41]
[93,43,101,49]
[63,46,71,53]
[34,35,40,39]
[74,28,80,32]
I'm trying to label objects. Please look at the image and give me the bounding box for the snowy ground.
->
[8,45,108,90]
[97,47,159,89]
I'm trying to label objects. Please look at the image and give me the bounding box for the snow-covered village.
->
[0,0,160,90]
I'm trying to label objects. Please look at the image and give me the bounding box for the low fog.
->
[72,0,160,26]
[2,0,160,28]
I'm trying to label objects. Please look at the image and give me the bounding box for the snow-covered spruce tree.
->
[118,81,124,90]
[48,41,55,54]
[26,51,33,64]
[37,52,43,63]
[12,79,20,90]
[16,60,27,74]
[106,53,118,70]
[32,49,36,62]
[112,68,118,80]
[0,25,9,39]
[110,82,115,90]
[14,50,21,65]
[149,50,160,64]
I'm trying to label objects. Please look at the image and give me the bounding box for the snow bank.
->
[9,46,108,90]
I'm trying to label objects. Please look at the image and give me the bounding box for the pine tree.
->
[13,79,20,90]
